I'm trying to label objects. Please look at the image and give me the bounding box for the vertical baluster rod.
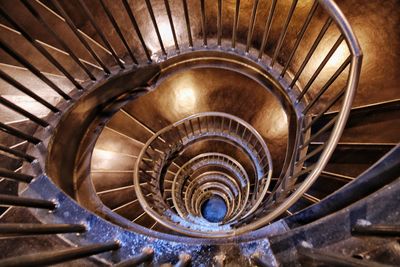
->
[21,0,96,81]
[0,144,36,162]
[232,0,240,49]
[289,17,333,89]
[296,35,345,102]
[281,0,319,76]
[0,168,34,183]
[51,0,111,74]
[303,56,351,114]
[122,0,152,62]
[258,0,277,59]
[270,0,299,67]
[0,96,49,127]
[0,122,41,144]
[200,0,207,46]
[77,0,125,69]
[164,0,179,51]
[0,194,56,209]
[145,0,167,56]
[0,39,71,99]
[0,8,82,90]
[217,0,223,46]
[245,0,260,53]
[303,89,344,131]
[181,0,193,47]
[99,0,138,64]
[301,117,336,148]
[0,69,59,112]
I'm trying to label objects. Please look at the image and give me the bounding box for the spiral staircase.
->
[0,0,399,266]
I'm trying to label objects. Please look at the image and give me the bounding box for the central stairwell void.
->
[5,0,400,266]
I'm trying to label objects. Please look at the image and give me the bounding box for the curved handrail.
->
[172,153,249,222]
[0,0,363,243]
[134,112,273,235]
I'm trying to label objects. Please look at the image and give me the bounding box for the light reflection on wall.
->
[146,19,175,55]
[326,41,350,70]
[173,86,197,114]
[91,149,119,170]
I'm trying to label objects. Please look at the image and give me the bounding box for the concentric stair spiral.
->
[0,0,399,266]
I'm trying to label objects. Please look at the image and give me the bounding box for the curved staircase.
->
[0,0,399,266]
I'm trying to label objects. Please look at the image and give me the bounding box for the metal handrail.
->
[0,0,361,245]
[134,112,273,235]
[171,153,250,223]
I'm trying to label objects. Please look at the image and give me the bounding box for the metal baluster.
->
[0,7,83,90]
[258,0,277,59]
[235,121,240,135]
[182,122,189,138]
[303,56,351,114]
[0,69,59,113]
[122,0,152,62]
[352,224,400,237]
[0,122,41,144]
[217,0,222,46]
[289,17,333,89]
[281,0,319,76]
[245,0,259,53]
[77,0,124,69]
[115,247,154,267]
[175,127,184,144]
[197,117,202,134]
[296,144,325,166]
[189,119,195,136]
[270,0,298,67]
[302,192,320,204]
[0,39,71,99]
[200,0,207,46]
[0,168,34,183]
[0,223,86,235]
[303,88,345,131]
[51,0,111,74]
[181,0,193,48]
[99,0,138,64]
[164,0,179,51]
[0,194,56,209]
[0,96,49,127]
[241,128,247,139]
[0,242,120,267]
[145,0,166,56]
[301,117,336,148]
[21,0,97,81]
[232,0,240,49]
[0,144,36,162]
[296,35,345,102]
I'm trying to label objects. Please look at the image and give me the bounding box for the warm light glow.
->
[91,149,119,170]
[326,42,350,69]
[174,87,197,113]
[146,19,175,55]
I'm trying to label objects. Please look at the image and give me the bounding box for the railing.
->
[134,112,273,236]
[172,153,250,223]
[0,0,362,263]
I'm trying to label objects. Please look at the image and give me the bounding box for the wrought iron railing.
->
[134,112,273,236]
[0,0,362,264]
